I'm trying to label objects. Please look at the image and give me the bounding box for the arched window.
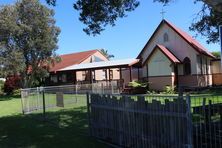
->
[163,33,169,42]
[183,57,191,75]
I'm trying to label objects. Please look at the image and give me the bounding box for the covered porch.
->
[46,59,141,92]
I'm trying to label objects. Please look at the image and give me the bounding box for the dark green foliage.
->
[156,0,222,43]
[163,85,176,94]
[211,51,221,58]
[73,0,140,35]
[45,0,56,6]
[128,81,147,88]
[189,4,222,43]
[128,81,148,94]
[100,49,114,59]
[0,0,60,88]
[45,0,222,43]
[0,80,4,95]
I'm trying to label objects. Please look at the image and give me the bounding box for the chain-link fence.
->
[20,82,120,128]
[21,82,120,114]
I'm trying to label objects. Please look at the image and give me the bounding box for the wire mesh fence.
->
[191,95,222,148]
[21,82,121,115]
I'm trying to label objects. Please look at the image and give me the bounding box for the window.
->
[163,33,169,42]
[61,74,66,82]
[183,57,191,75]
[196,55,203,74]
[50,75,58,83]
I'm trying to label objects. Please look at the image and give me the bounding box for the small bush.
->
[163,85,176,94]
[3,75,21,95]
[147,90,158,94]
[128,81,148,94]
[13,89,21,96]
[128,81,147,88]
[0,80,5,95]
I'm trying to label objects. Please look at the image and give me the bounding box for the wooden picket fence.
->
[87,94,193,148]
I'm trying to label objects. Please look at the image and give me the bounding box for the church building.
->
[137,19,219,90]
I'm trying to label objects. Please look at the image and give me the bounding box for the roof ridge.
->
[163,20,215,58]
[137,20,215,59]
[60,49,98,57]
[156,44,181,62]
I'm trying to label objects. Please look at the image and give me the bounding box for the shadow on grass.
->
[0,95,21,101]
[0,106,106,148]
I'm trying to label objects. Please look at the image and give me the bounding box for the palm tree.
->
[100,49,114,60]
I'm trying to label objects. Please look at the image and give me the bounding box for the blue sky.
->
[1,0,220,59]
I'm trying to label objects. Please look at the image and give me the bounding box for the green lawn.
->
[1,90,222,148]
[0,95,106,148]
[0,95,22,117]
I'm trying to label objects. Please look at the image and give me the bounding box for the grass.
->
[0,88,222,148]
[0,95,106,148]
[0,95,22,117]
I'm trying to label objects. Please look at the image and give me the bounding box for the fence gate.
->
[87,93,193,148]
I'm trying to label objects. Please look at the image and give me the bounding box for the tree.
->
[45,0,222,43]
[211,51,221,58]
[0,0,60,88]
[100,49,114,60]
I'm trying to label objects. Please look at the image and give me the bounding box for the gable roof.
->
[137,19,215,59]
[143,44,181,66]
[50,49,104,72]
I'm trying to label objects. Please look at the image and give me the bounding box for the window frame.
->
[183,57,191,75]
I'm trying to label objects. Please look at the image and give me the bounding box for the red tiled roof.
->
[156,44,181,63]
[50,50,98,72]
[143,44,181,65]
[164,20,215,58]
[137,19,215,59]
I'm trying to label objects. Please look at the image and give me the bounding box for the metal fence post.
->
[20,89,25,114]
[186,94,193,148]
[42,87,46,121]
[86,92,92,136]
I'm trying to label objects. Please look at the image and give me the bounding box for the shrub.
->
[128,81,148,94]
[147,90,158,94]
[128,81,147,88]
[13,89,21,96]
[0,80,4,95]
[163,85,176,94]
[3,75,21,95]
